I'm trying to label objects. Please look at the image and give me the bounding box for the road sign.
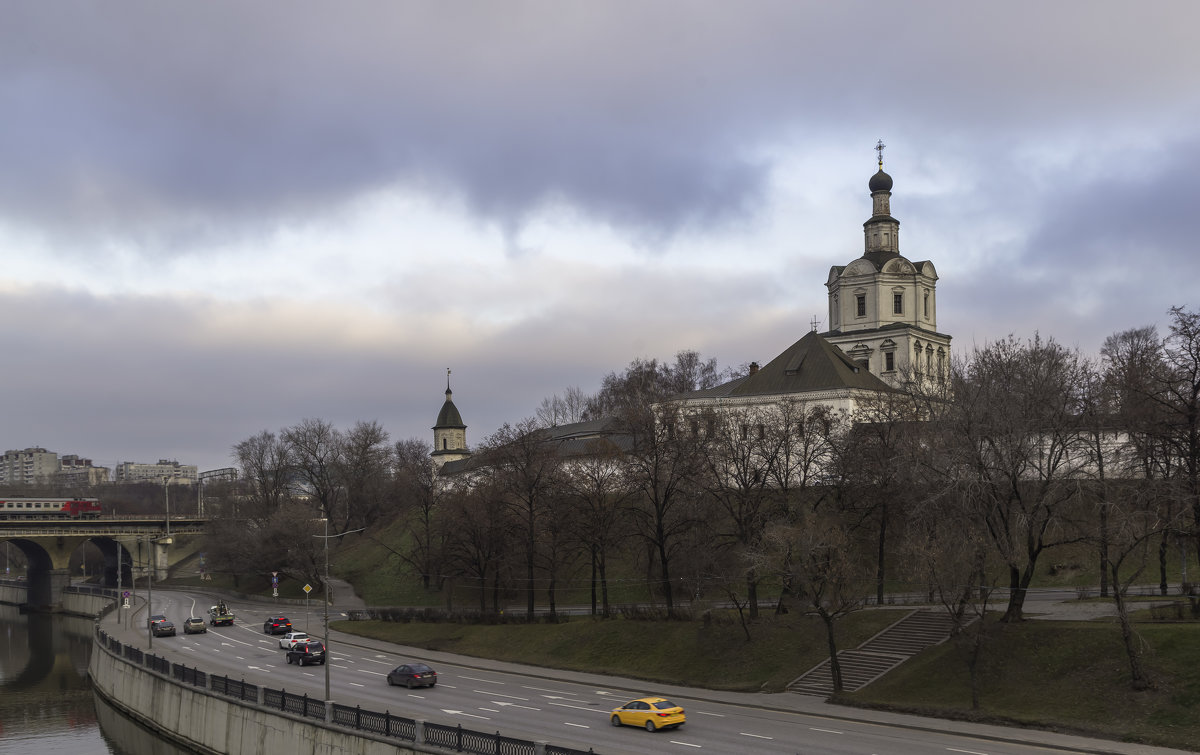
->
[272,587,278,597]
[303,584,312,594]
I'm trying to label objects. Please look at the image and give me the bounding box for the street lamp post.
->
[162,476,171,538]
[313,519,365,701]
[147,536,154,650]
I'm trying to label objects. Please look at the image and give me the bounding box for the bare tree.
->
[620,401,708,615]
[936,336,1092,622]
[699,404,783,619]
[232,430,293,522]
[442,482,512,613]
[391,438,444,592]
[763,504,872,694]
[282,418,347,530]
[900,491,996,709]
[562,438,632,617]
[1159,307,1200,578]
[338,420,392,530]
[535,386,591,427]
[480,419,565,618]
[840,387,922,605]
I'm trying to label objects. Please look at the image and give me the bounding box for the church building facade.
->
[823,147,951,386]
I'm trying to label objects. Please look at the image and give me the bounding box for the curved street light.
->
[313,519,365,701]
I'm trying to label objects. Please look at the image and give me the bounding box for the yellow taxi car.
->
[609,696,686,732]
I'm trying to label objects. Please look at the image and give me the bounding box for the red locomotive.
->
[0,498,102,519]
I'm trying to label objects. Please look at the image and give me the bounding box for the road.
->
[105,588,1192,755]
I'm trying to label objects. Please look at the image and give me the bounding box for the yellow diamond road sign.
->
[303,584,312,594]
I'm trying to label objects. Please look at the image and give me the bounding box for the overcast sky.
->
[1,2,1196,474]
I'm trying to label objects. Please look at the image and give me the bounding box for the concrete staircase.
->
[787,609,963,696]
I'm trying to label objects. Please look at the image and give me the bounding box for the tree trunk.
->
[876,502,888,605]
[821,611,843,693]
[746,570,759,620]
[1001,565,1028,622]
[1111,566,1151,690]
[1098,504,1110,598]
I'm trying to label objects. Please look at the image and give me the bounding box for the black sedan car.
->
[386,663,437,688]
[151,620,176,637]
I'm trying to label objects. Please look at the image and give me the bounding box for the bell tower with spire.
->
[823,142,951,386]
[432,368,471,469]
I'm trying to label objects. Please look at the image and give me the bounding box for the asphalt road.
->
[104,588,1193,755]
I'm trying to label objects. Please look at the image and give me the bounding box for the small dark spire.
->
[446,367,452,398]
[875,139,886,169]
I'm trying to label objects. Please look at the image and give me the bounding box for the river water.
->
[0,603,186,755]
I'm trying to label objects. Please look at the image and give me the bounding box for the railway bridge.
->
[0,517,206,611]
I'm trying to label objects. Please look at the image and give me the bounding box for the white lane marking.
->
[564,722,589,729]
[407,694,427,699]
[357,669,386,676]
[460,675,501,684]
[669,741,701,748]
[491,701,541,711]
[362,658,391,666]
[947,750,990,755]
[349,682,365,688]
[548,702,598,713]
[810,727,843,734]
[480,707,500,713]
[439,684,457,689]
[181,647,195,652]
[695,711,724,717]
[333,664,351,670]
[741,732,773,739]
[476,691,530,701]
[441,709,490,720]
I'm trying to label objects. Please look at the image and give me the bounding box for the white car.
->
[278,631,309,649]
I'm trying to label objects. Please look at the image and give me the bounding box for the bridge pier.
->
[26,567,72,612]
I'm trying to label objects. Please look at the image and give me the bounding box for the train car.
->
[0,498,102,520]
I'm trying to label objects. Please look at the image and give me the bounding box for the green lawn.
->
[335,610,1200,752]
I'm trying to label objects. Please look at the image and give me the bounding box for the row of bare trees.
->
[205,309,1199,692]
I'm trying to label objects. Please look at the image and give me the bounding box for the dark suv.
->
[151,619,176,637]
[263,616,292,634]
[286,640,326,666]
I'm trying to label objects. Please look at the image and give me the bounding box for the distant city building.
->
[115,459,198,485]
[57,455,111,486]
[0,447,61,485]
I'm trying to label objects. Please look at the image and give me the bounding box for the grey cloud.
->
[3,2,1197,254]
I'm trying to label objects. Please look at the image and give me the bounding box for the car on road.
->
[183,617,207,634]
[285,640,326,666]
[151,619,176,637]
[278,631,309,649]
[263,616,292,634]
[147,613,166,628]
[386,662,437,689]
[610,697,686,732]
[208,604,234,626]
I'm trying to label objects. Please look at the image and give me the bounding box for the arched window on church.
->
[926,345,934,374]
[913,341,922,375]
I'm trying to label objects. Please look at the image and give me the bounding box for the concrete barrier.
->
[89,635,433,755]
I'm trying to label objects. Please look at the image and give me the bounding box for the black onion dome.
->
[435,399,465,429]
[869,168,893,192]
